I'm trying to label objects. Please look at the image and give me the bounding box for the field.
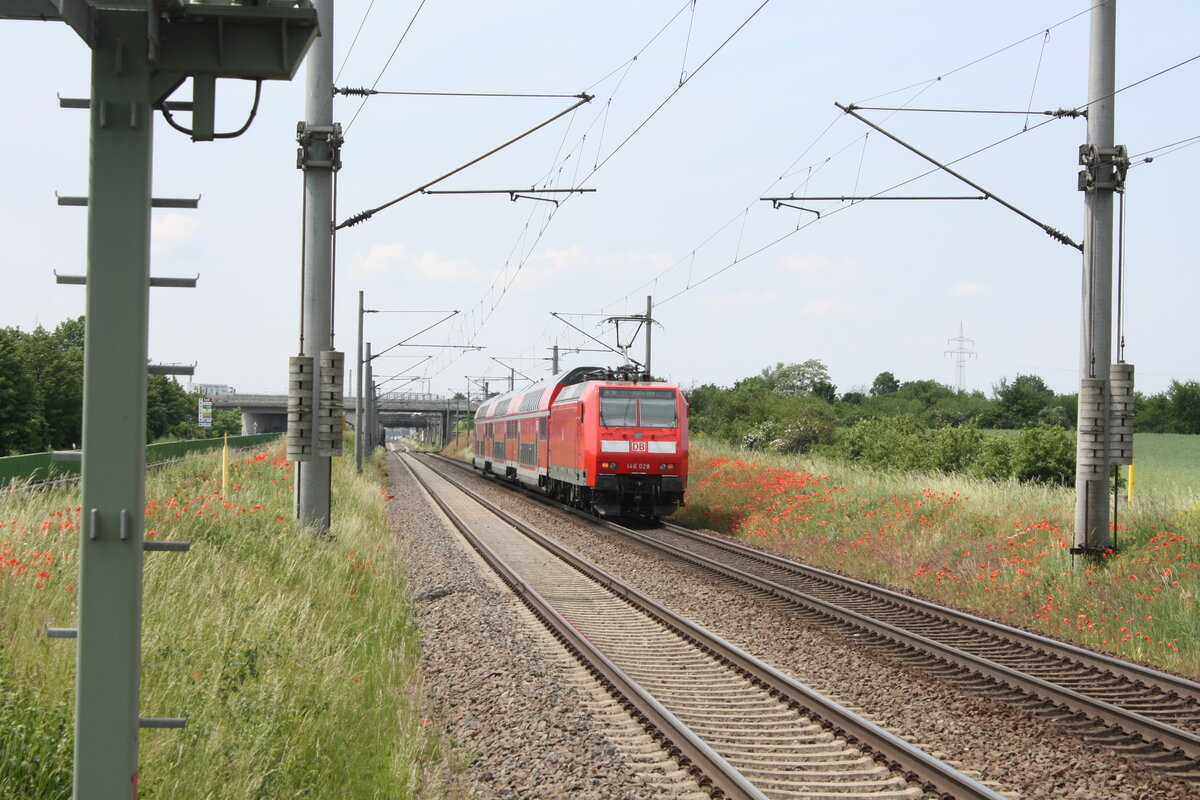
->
[673,433,1200,677]
[1125,433,1200,497]
[0,441,456,799]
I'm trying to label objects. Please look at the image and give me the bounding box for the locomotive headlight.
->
[659,463,672,471]
[602,461,618,470]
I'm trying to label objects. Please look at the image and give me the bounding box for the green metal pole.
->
[75,9,154,795]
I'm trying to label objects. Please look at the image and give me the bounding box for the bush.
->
[821,416,1076,486]
[1010,426,1076,485]
[820,415,932,472]
[929,422,984,473]
[742,420,780,451]
[969,435,1014,482]
[772,404,838,454]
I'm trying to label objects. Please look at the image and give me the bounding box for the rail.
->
[410,452,1008,800]
[430,452,1200,780]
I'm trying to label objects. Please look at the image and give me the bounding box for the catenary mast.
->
[1074,0,1122,559]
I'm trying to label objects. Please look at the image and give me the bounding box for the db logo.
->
[631,441,648,452]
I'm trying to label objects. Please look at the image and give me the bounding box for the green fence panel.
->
[0,433,282,485]
[0,452,81,485]
[146,433,280,464]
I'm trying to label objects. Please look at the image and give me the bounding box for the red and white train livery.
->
[473,366,688,517]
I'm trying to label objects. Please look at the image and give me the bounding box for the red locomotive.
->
[473,366,689,517]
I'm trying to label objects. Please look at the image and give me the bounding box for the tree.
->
[1135,391,1173,433]
[54,316,85,351]
[146,375,196,441]
[760,360,831,396]
[994,374,1055,429]
[870,371,900,397]
[211,408,243,437]
[811,380,838,404]
[16,323,83,450]
[895,379,956,408]
[1166,380,1200,434]
[0,329,43,455]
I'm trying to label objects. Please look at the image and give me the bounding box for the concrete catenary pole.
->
[365,342,375,451]
[355,290,364,472]
[297,0,336,529]
[644,295,653,379]
[1074,0,1117,558]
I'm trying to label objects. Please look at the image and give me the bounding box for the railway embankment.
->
[0,440,455,799]
[672,439,1200,679]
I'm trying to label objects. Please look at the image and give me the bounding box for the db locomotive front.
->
[473,366,688,518]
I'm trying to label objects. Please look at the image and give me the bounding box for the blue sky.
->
[1,1,1196,399]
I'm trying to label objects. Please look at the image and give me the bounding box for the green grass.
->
[1126,433,1200,498]
[437,433,473,462]
[676,435,1200,676]
[0,441,456,799]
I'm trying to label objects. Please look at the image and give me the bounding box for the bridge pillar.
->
[241,410,286,435]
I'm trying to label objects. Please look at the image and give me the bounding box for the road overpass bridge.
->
[214,392,479,445]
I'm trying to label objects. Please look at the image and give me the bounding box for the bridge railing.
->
[216,392,478,410]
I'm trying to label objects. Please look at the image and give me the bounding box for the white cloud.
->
[351,243,480,282]
[779,253,862,283]
[595,250,675,272]
[543,245,586,269]
[794,296,859,318]
[496,246,675,292]
[951,281,991,296]
[151,212,201,256]
[693,288,781,310]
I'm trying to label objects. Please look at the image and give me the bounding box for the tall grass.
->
[0,441,453,798]
[675,436,1200,676]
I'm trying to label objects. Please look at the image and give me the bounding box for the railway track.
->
[428,453,1200,782]
[400,451,1010,800]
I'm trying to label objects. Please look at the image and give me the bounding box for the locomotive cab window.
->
[599,388,677,428]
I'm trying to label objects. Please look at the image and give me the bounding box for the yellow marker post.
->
[1127,460,1136,503]
[221,433,230,496]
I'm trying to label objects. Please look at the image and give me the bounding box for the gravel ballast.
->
[386,453,707,799]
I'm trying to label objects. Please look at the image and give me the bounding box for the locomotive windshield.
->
[598,388,677,428]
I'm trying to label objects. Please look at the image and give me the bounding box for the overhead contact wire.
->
[589,0,773,179]
[856,2,1095,104]
[602,5,1195,317]
[438,1,773,375]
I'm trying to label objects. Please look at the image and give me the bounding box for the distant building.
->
[187,383,236,397]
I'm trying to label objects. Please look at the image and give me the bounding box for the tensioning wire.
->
[1023,29,1052,131]
[345,0,428,133]
[855,2,1095,105]
[334,0,376,84]
[428,2,775,380]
